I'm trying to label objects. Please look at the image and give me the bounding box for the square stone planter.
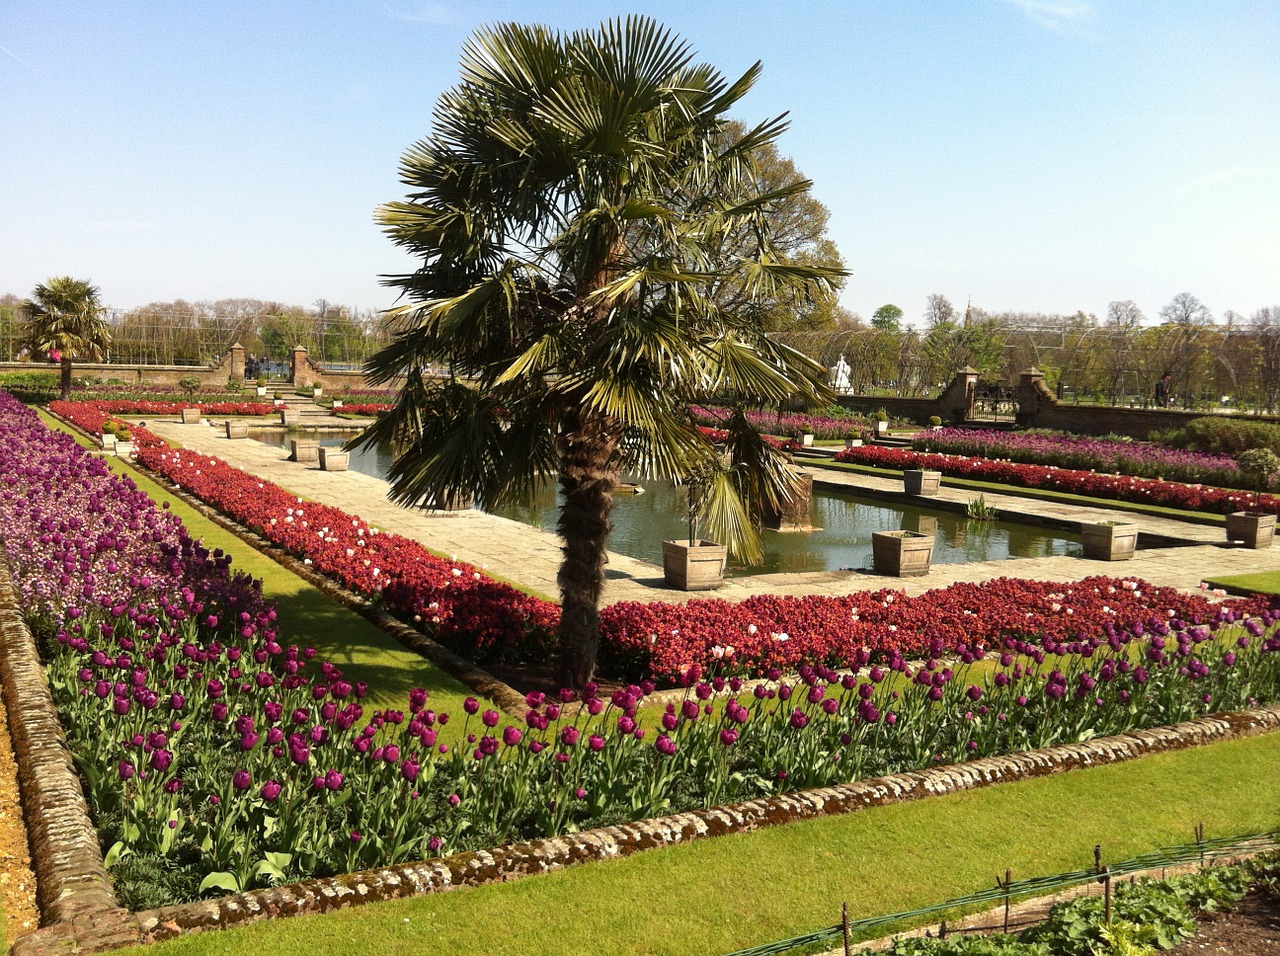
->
[319,448,349,472]
[662,539,727,591]
[1081,521,1138,561]
[180,407,202,424]
[114,441,133,458]
[279,410,299,426]
[903,469,942,496]
[255,386,268,397]
[290,438,320,463]
[800,433,814,447]
[225,421,249,439]
[99,433,117,451]
[871,530,934,577]
[332,400,344,410]
[844,438,863,449]
[1225,511,1276,549]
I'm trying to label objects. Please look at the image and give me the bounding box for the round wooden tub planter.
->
[1081,521,1139,561]
[871,530,934,577]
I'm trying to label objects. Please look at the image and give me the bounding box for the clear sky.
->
[2,1,1276,326]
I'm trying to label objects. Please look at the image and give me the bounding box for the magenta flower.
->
[233,770,252,790]
[261,780,282,801]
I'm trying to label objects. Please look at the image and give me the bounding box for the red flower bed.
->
[56,398,276,417]
[333,403,393,416]
[598,576,1255,682]
[833,445,1277,516]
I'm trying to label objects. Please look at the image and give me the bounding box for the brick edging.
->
[123,704,1280,946]
[0,559,140,950]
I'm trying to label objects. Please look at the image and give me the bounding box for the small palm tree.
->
[21,276,110,399]
[357,17,844,686]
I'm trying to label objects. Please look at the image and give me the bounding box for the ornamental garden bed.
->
[14,389,1280,922]
[834,444,1278,517]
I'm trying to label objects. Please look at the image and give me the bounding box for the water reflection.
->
[252,430,1080,575]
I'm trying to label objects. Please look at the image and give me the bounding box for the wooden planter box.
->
[225,422,249,439]
[180,407,202,424]
[903,469,942,496]
[871,530,934,577]
[319,448,349,472]
[290,439,320,463]
[1225,511,1276,549]
[662,539,727,591]
[1081,522,1138,561]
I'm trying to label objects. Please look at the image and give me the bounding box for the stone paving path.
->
[147,415,1280,606]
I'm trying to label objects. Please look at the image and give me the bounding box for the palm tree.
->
[21,276,110,399]
[357,16,845,687]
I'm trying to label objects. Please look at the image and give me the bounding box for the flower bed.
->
[331,403,393,416]
[692,405,872,441]
[53,398,276,417]
[834,444,1278,517]
[915,428,1242,489]
[9,391,1280,909]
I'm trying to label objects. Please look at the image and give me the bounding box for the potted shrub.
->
[903,468,942,496]
[663,464,728,590]
[843,427,864,449]
[873,409,889,437]
[928,415,943,431]
[311,382,323,400]
[1081,520,1139,561]
[255,377,268,397]
[871,529,934,576]
[1226,448,1280,548]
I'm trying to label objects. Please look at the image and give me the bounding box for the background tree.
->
[924,293,956,327]
[20,276,110,398]
[871,303,903,330]
[709,121,849,332]
[358,17,843,686]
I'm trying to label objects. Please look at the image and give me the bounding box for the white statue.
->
[830,354,852,393]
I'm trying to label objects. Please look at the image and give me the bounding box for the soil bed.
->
[1169,888,1280,955]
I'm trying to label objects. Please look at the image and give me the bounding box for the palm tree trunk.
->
[59,357,72,400]
[555,408,620,689]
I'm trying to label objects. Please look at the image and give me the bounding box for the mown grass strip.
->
[1202,569,1280,597]
[117,729,1280,956]
[36,409,480,721]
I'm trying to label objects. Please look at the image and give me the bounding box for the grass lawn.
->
[1201,569,1280,597]
[114,728,1280,956]
[36,409,479,722]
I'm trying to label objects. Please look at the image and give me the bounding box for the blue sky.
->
[1,1,1276,325]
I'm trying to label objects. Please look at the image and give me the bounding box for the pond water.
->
[254,430,1081,576]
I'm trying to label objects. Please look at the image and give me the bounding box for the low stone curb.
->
[117,704,1278,946]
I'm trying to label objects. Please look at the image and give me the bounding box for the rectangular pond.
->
[252,430,1082,576]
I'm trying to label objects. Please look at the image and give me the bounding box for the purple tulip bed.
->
[691,405,873,441]
[6,392,1280,911]
[915,428,1244,489]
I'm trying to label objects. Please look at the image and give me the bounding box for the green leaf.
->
[198,871,241,894]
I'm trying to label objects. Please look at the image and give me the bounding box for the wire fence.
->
[722,826,1280,956]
